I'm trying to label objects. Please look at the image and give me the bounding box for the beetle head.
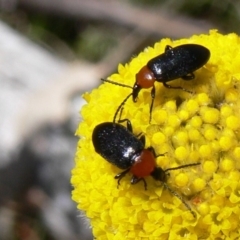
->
[132,83,142,102]
[150,166,166,182]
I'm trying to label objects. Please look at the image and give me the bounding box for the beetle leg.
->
[139,135,145,146]
[116,100,134,132]
[118,118,133,132]
[135,132,143,138]
[182,72,195,80]
[113,92,132,124]
[147,147,165,158]
[119,116,143,139]
[163,82,193,94]
[147,146,157,157]
[115,168,130,188]
[163,81,182,90]
[149,85,156,123]
[165,45,172,52]
[131,176,147,190]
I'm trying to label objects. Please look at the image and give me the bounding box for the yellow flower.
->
[71,30,240,239]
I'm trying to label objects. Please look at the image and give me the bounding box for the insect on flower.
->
[92,115,200,217]
[102,44,210,122]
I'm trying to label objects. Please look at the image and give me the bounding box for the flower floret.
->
[71,30,240,239]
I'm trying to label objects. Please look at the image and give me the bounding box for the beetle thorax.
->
[135,65,155,88]
[130,149,156,177]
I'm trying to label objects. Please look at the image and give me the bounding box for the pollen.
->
[188,116,202,128]
[186,99,199,115]
[152,108,167,124]
[192,178,206,192]
[152,131,166,145]
[175,146,189,161]
[196,93,211,105]
[233,147,240,159]
[219,136,233,151]
[172,130,189,146]
[220,105,232,118]
[165,100,177,112]
[175,173,189,187]
[225,88,239,103]
[199,144,212,158]
[178,109,189,121]
[203,160,217,174]
[167,114,181,128]
[198,202,210,215]
[219,158,235,172]
[203,125,218,140]
[188,128,201,142]
[71,31,240,239]
[200,106,220,124]
[226,115,240,130]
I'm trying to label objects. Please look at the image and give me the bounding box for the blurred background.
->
[0,0,238,239]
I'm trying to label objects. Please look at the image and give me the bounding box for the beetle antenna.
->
[113,93,133,123]
[164,163,200,173]
[161,162,200,217]
[101,78,133,89]
[163,182,196,218]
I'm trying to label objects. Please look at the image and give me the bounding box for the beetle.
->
[102,44,210,122]
[92,118,200,217]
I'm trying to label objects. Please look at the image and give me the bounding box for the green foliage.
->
[75,25,118,62]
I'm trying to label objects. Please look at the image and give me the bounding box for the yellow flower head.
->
[71,30,240,239]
